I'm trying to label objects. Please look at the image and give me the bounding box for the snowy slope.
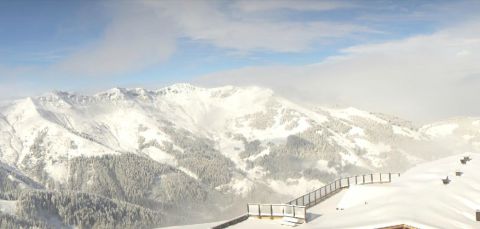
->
[310,153,480,228]
[1,84,480,227]
[420,117,480,153]
[0,200,16,215]
[0,84,431,195]
[0,84,478,195]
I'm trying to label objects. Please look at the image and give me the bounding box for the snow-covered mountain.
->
[0,84,479,227]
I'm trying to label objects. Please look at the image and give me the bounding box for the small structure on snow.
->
[442,176,451,185]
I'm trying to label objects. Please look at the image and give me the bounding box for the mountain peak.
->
[95,87,136,100]
[156,83,201,95]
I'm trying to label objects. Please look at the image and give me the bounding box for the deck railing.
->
[286,173,400,208]
[212,172,400,228]
[246,203,307,222]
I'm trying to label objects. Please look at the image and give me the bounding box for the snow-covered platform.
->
[162,153,480,228]
[224,153,480,228]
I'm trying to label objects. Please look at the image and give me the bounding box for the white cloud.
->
[49,0,367,76]
[198,21,480,122]
[56,2,176,76]
[145,0,367,52]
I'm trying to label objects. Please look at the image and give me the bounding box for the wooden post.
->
[355,175,357,184]
[293,206,296,218]
[347,177,350,187]
[380,173,382,183]
[389,173,391,182]
[371,174,373,183]
[363,174,365,183]
[314,189,317,203]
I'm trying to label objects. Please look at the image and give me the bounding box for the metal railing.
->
[212,172,400,228]
[246,203,307,222]
[286,173,400,208]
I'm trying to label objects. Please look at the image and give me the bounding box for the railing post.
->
[293,205,296,218]
[389,172,391,182]
[380,173,382,183]
[308,193,311,206]
[363,174,365,183]
[258,204,261,218]
[270,205,273,219]
[304,207,307,223]
[347,177,350,187]
[371,174,373,183]
[296,198,298,206]
[355,175,357,184]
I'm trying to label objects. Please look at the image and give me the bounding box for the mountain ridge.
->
[1,83,479,227]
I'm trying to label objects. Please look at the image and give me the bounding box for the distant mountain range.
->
[0,84,479,228]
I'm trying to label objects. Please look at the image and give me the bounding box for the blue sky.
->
[1,0,480,121]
